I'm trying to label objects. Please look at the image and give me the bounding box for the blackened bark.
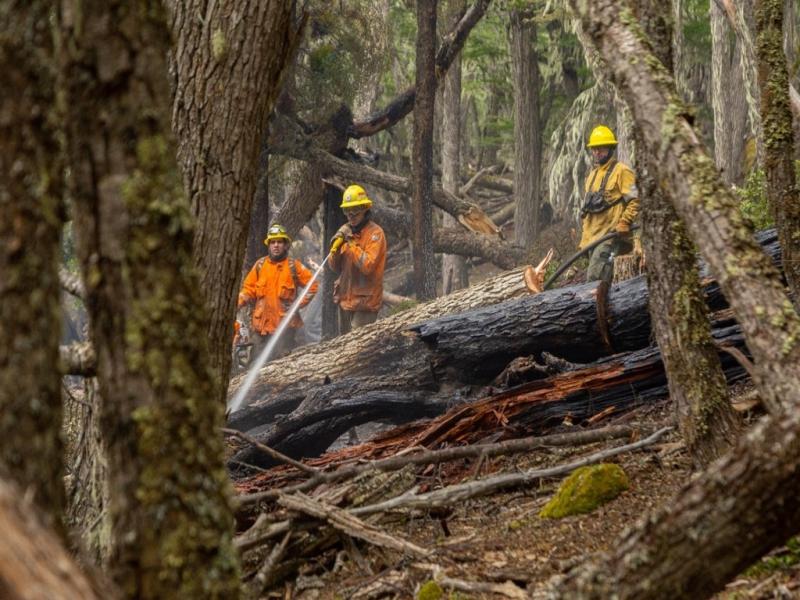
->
[322,184,346,339]
[169,0,300,392]
[413,0,438,301]
[246,141,271,271]
[632,0,740,467]
[755,0,800,307]
[59,2,239,596]
[0,0,65,529]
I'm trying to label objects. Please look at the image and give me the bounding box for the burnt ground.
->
[252,386,800,600]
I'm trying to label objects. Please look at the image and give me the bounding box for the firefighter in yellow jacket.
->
[579,125,640,284]
[329,184,387,335]
[238,224,318,358]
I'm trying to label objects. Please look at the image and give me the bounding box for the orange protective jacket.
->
[329,220,387,313]
[238,256,318,335]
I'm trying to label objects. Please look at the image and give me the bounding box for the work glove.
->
[615,220,631,237]
[330,223,353,254]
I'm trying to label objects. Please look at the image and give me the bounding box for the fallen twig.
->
[413,563,527,599]
[223,428,319,475]
[350,427,671,516]
[277,492,430,558]
[246,530,292,599]
[237,424,635,507]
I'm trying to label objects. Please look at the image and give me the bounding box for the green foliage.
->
[734,169,774,230]
[745,537,800,576]
[539,463,629,518]
[417,581,444,600]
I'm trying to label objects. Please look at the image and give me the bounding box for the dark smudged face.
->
[268,239,288,259]
[590,146,614,165]
[344,208,367,227]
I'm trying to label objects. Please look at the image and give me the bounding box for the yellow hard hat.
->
[587,125,618,148]
[263,223,291,245]
[340,184,373,210]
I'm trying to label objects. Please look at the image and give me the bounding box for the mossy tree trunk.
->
[168,0,300,394]
[412,0,438,301]
[567,0,800,416]
[631,0,740,468]
[755,0,800,307]
[0,0,65,530]
[549,0,800,595]
[59,2,240,597]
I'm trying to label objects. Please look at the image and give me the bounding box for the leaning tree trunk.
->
[441,0,469,295]
[245,141,271,271]
[168,0,300,393]
[59,2,239,596]
[412,0,438,301]
[0,477,111,600]
[755,0,800,307]
[0,0,65,530]
[557,0,800,594]
[632,0,740,468]
[510,10,544,254]
[568,0,800,417]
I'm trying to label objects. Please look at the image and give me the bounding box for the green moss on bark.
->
[540,464,629,518]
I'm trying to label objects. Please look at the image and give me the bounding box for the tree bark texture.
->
[711,1,749,185]
[245,142,271,271]
[755,0,800,307]
[323,184,347,339]
[632,0,740,468]
[568,0,800,417]
[0,477,110,600]
[551,399,800,599]
[413,0,438,301]
[510,11,544,253]
[441,0,469,294]
[0,0,65,529]
[169,0,300,390]
[59,3,239,596]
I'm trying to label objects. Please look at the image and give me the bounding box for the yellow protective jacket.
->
[238,256,318,335]
[329,220,387,313]
[579,158,640,249]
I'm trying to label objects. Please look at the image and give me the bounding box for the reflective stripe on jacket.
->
[579,159,640,249]
[329,220,386,313]
[238,256,318,335]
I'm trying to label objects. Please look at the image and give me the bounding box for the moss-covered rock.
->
[416,580,444,600]
[539,463,630,519]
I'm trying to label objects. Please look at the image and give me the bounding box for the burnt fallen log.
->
[227,230,779,468]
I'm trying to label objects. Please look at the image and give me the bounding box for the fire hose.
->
[542,224,641,291]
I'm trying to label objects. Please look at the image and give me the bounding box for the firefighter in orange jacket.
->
[329,184,387,335]
[238,224,318,358]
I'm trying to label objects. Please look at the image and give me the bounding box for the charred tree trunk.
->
[245,141,271,271]
[441,0,469,295]
[413,0,438,301]
[632,0,740,468]
[322,184,347,339]
[0,0,65,530]
[756,0,800,307]
[59,2,239,596]
[569,0,800,417]
[169,0,300,391]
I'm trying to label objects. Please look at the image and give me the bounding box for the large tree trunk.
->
[0,477,111,599]
[569,0,800,417]
[168,0,299,391]
[412,0,438,301]
[756,0,800,306]
[510,10,543,253]
[59,2,239,596]
[441,0,469,295]
[632,0,740,468]
[0,0,65,529]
